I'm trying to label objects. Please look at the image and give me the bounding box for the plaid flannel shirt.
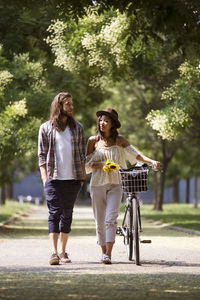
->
[38,120,86,180]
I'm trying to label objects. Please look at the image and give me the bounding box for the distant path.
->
[0,206,200,299]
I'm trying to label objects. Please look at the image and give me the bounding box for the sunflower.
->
[105,159,112,166]
[109,163,119,171]
[103,160,119,172]
[103,165,110,172]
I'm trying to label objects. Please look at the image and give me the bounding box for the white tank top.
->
[55,127,75,180]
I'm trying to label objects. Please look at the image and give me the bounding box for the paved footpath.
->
[0,206,200,299]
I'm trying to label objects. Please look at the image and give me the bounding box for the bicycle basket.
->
[119,166,149,193]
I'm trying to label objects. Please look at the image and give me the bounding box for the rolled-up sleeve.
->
[38,125,48,167]
[124,145,141,165]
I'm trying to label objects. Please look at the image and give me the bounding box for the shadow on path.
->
[0,268,199,300]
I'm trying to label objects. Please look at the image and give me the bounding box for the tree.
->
[0,47,47,205]
[46,8,183,210]
[146,61,200,141]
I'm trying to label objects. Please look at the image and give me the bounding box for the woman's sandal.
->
[102,255,112,264]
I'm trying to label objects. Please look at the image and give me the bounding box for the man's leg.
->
[45,180,61,265]
[60,232,69,253]
[59,180,81,262]
[49,232,59,254]
[59,232,71,262]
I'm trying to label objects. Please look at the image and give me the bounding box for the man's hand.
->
[80,180,85,187]
[40,164,48,187]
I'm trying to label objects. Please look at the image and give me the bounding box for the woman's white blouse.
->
[86,145,140,186]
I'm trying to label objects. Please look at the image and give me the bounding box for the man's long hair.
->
[50,92,76,132]
[96,116,118,142]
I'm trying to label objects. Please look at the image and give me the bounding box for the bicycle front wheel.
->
[133,198,140,265]
[124,205,133,261]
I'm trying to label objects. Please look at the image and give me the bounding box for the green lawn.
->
[0,200,33,223]
[120,203,200,232]
[0,271,199,300]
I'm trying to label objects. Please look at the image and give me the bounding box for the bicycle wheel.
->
[123,205,133,260]
[133,198,140,265]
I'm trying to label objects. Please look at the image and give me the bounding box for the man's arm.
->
[40,164,48,186]
[79,124,86,184]
[38,124,49,186]
[81,161,85,186]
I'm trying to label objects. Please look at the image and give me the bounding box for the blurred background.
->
[0,0,200,210]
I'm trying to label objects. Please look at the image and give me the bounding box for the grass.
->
[0,200,33,223]
[0,271,200,300]
[120,203,200,232]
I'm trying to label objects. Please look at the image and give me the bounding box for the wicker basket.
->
[119,166,149,193]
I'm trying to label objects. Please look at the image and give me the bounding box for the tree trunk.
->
[194,176,198,208]
[0,185,6,206]
[172,177,179,203]
[185,178,190,203]
[155,169,166,211]
[5,183,13,200]
[153,140,176,211]
[153,171,158,209]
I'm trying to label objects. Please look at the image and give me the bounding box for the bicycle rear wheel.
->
[123,205,133,260]
[133,198,140,265]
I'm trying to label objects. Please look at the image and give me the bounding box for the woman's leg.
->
[105,184,123,258]
[90,185,107,254]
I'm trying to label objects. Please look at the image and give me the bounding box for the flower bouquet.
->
[102,159,119,173]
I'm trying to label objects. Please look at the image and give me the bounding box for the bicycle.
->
[116,163,154,265]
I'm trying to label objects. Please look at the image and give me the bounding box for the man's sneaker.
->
[59,252,71,263]
[49,253,59,265]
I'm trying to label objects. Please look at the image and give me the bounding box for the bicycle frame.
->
[121,194,142,234]
[117,164,153,265]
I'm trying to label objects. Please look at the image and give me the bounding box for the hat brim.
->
[96,110,121,128]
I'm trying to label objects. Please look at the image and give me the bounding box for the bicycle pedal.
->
[140,240,152,243]
[116,227,123,235]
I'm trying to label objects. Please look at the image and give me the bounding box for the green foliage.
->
[0,98,40,184]
[0,0,200,196]
[0,48,46,185]
[146,60,200,141]
[46,9,131,89]
[0,70,13,94]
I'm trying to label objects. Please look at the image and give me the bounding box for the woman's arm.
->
[117,135,160,168]
[136,154,160,168]
[86,136,104,170]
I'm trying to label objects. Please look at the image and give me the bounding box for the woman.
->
[86,108,160,264]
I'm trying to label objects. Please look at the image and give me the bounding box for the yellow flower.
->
[102,160,119,172]
[103,165,110,172]
[109,163,119,171]
[105,159,112,166]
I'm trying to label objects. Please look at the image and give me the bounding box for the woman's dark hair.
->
[96,115,119,142]
[50,92,76,131]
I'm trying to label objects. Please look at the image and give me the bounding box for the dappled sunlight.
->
[0,270,200,300]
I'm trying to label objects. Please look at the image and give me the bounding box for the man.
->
[38,92,85,265]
